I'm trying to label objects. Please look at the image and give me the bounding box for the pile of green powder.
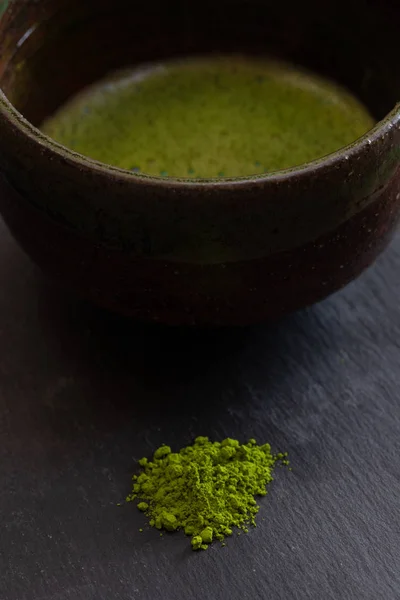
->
[127,436,288,550]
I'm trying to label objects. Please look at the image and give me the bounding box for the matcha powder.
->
[126,436,289,550]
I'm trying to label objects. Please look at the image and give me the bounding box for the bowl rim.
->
[1,88,400,189]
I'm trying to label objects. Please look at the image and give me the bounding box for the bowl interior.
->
[0,0,399,130]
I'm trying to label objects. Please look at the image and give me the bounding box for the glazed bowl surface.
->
[0,0,400,325]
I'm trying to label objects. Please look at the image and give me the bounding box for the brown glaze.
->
[0,168,399,326]
[0,0,400,325]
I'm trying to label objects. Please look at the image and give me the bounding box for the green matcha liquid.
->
[41,56,374,178]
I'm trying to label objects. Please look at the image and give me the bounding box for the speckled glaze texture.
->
[0,0,400,325]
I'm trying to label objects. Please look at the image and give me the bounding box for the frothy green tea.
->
[41,56,375,178]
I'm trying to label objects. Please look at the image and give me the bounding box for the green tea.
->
[41,55,375,178]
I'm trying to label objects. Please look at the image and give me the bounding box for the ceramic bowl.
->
[0,0,400,325]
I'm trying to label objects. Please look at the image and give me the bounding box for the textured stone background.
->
[1,220,399,600]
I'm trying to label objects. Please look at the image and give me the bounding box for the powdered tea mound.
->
[127,436,288,550]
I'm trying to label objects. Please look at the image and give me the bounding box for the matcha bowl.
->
[0,0,400,325]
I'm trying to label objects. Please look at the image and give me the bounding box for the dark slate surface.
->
[1,217,400,600]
